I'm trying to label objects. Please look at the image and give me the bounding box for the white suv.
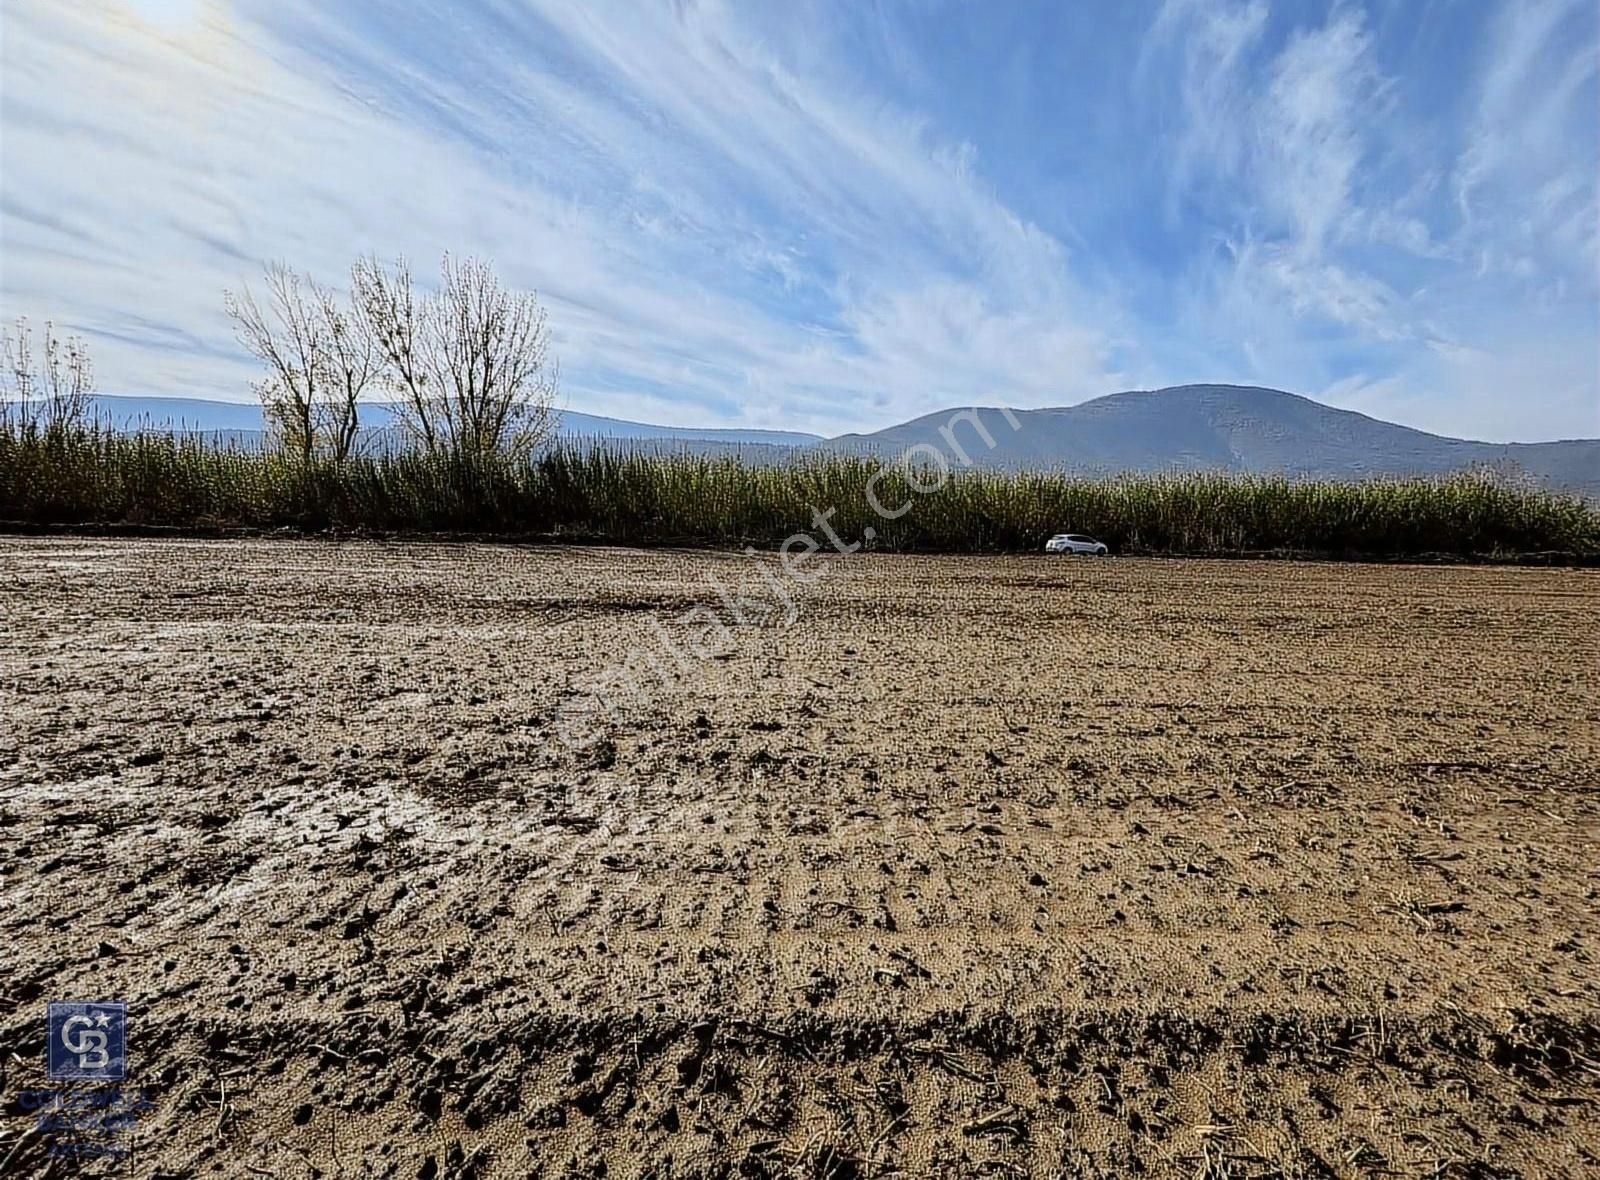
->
[1044,533,1108,555]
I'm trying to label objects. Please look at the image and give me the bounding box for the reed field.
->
[1,422,1596,558]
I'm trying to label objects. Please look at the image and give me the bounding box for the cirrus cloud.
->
[0,0,1594,440]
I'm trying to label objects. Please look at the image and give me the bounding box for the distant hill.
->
[821,385,1600,496]
[80,396,823,448]
[54,387,1600,496]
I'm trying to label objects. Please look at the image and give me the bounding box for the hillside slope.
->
[79,396,823,448]
[50,387,1600,494]
[823,384,1600,494]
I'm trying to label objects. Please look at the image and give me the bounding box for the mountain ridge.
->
[56,386,1600,495]
[822,385,1600,495]
[76,396,825,448]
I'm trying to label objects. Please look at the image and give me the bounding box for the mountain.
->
[61,387,1600,495]
[822,385,1600,495]
[545,409,820,447]
[80,396,823,448]
[87,396,271,433]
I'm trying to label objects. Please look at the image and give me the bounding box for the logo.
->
[47,1002,126,1081]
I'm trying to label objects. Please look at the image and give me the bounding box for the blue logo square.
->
[47,1002,127,1081]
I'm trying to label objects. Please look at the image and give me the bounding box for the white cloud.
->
[1325,323,1600,443]
[1258,8,1378,257]
[0,0,1127,434]
[1454,0,1599,286]
[1150,0,1597,440]
[1,0,1594,441]
[1148,0,1269,213]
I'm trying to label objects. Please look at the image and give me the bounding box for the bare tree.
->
[352,253,557,459]
[1,318,94,431]
[0,319,35,431]
[225,264,323,461]
[312,281,379,462]
[350,255,436,454]
[225,263,374,462]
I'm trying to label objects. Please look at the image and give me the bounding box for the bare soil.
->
[1,538,1597,1179]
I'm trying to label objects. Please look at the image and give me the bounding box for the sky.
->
[0,0,1596,441]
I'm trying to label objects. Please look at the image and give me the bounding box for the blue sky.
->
[1,0,1595,440]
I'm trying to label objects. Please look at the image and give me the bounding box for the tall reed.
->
[1,424,1594,558]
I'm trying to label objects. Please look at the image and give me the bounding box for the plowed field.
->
[2,538,1596,1178]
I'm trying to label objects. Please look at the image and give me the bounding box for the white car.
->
[1044,533,1108,555]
